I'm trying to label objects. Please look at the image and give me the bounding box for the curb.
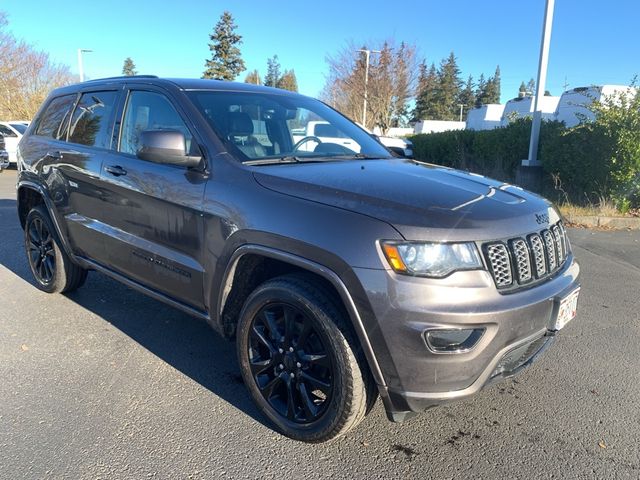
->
[564,215,640,230]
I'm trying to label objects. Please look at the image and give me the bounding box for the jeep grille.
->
[483,222,570,291]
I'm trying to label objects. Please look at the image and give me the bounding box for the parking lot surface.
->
[1,168,639,479]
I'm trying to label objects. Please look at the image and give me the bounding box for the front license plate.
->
[555,287,580,330]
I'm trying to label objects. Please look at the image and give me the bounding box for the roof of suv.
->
[52,75,302,97]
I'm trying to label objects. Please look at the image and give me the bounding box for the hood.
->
[253,159,559,241]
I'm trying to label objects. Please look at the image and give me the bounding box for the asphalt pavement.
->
[1,168,639,479]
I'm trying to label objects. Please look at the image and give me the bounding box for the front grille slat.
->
[484,221,570,291]
[485,243,512,287]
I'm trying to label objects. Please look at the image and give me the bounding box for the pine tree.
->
[264,55,282,87]
[493,65,501,103]
[244,69,261,85]
[122,57,137,76]
[458,75,476,120]
[518,81,527,98]
[414,62,438,120]
[202,11,246,81]
[431,52,462,120]
[277,69,298,92]
[526,78,536,95]
[475,74,487,107]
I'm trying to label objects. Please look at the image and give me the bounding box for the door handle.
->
[46,151,63,160]
[105,165,127,176]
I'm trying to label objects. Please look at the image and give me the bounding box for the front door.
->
[97,88,207,310]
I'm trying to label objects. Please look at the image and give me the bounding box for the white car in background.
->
[0,121,29,165]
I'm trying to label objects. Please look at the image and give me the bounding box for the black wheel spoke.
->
[283,305,296,346]
[44,257,54,280]
[298,382,317,420]
[300,371,331,391]
[300,353,330,368]
[262,310,281,342]
[260,373,283,399]
[250,358,274,376]
[285,379,296,420]
[251,325,276,354]
[296,319,313,348]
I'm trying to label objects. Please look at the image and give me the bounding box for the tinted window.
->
[9,123,27,135]
[0,125,17,137]
[120,91,193,155]
[314,123,347,138]
[68,91,118,148]
[35,94,77,140]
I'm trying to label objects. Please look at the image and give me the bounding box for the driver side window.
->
[119,91,193,156]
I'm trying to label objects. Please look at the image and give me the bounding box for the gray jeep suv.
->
[16,76,580,442]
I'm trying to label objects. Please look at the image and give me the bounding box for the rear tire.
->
[24,205,87,293]
[236,274,374,442]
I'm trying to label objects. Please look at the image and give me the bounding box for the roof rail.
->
[84,75,159,82]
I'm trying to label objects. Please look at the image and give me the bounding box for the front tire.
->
[236,275,374,442]
[24,205,87,293]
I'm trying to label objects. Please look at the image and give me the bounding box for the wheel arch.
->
[216,244,386,388]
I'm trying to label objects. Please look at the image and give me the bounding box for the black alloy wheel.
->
[248,302,334,423]
[24,206,87,293]
[26,215,56,285]
[237,275,375,442]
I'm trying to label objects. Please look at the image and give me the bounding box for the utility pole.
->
[458,104,465,122]
[523,0,555,167]
[77,49,93,82]
[356,49,380,128]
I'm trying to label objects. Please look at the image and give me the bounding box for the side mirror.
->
[137,129,202,168]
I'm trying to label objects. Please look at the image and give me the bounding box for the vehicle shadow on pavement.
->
[0,197,272,430]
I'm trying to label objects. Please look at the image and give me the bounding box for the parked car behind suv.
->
[16,76,580,442]
[0,133,9,171]
[0,121,29,165]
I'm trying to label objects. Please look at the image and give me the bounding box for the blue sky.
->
[4,0,639,102]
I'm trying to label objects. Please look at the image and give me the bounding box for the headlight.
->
[381,241,483,277]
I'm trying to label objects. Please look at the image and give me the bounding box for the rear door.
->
[97,86,207,310]
[57,87,124,264]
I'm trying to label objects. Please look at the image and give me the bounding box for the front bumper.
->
[353,255,580,420]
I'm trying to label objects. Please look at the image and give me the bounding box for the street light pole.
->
[458,104,465,122]
[523,0,555,167]
[357,49,381,128]
[77,49,93,82]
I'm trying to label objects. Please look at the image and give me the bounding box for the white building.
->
[554,85,637,127]
[413,120,466,134]
[466,104,505,130]
[500,95,560,126]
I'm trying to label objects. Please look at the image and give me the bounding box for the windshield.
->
[9,123,27,134]
[187,90,392,162]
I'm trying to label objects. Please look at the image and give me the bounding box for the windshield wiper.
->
[243,156,302,166]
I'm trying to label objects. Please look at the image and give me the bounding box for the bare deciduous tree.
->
[0,12,75,121]
[322,40,418,132]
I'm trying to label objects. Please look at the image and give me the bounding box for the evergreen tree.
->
[493,65,501,102]
[264,55,282,87]
[526,78,536,95]
[518,81,527,98]
[431,52,462,120]
[475,74,487,107]
[458,75,476,120]
[122,57,137,76]
[244,69,261,85]
[202,11,246,81]
[413,61,438,120]
[277,69,298,92]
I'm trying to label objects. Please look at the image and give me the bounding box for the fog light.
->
[425,328,485,353]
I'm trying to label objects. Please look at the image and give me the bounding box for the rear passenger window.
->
[35,94,77,140]
[68,91,118,149]
[119,91,193,156]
